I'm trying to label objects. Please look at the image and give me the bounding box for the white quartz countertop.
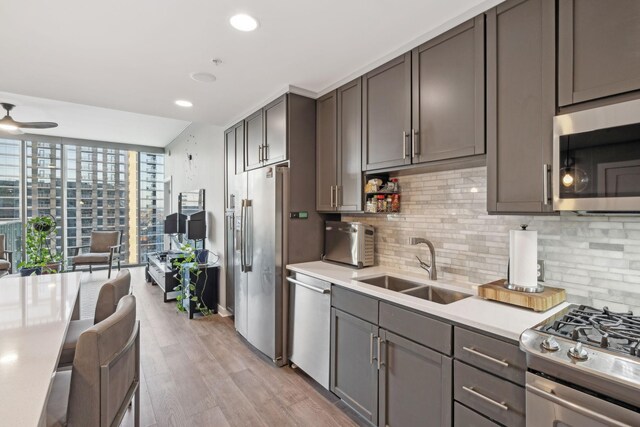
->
[0,272,82,426]
[286,261,569,343]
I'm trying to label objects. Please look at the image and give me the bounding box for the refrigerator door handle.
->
[244,199,253,271]
[240,199,246,271]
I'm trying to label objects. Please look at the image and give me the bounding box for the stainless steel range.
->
[520,305,640,426]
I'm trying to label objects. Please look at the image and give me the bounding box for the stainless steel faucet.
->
[410,237,437,280]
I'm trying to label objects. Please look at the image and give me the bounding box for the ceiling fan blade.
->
[15,121,58,129]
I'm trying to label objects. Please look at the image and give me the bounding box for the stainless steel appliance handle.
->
[285,277,330,294]
[543,163,550,205]
[462,347,509,367]
[369,333,374,365]
[246,201,253,269]
[240,200,246,270]
[412,128,419,157]
[526,384,629,427]
[462,386,509,411]
[402,131,407,159]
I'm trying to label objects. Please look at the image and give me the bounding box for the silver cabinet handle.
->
[463,386,508,411]
[330,185,335,208]
[462,347,509,367]
[258,145,263,163]
[370,333,374,365]
[543,163,550,205]
[377,336,382,370]
[411,128,419,157]
[402,131,407,159]
[525,384,628,427]
[285,277,330,294]
[336,186,341,208]
[263,144,268,162]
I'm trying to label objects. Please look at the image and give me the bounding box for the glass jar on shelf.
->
[391,194,400,213]
[386,195,393,212]
[376,195,385,212]
[366,198,376,213]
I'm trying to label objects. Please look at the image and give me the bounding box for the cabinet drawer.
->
[454,361,525,427]
[379,302,452,355]
[331,286,378,324]
[454,327,526,385]
[454,403,500,427]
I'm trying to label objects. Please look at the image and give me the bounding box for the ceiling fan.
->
[0,103,58,134]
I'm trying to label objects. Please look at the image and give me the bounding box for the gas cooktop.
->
[540,305,640,356]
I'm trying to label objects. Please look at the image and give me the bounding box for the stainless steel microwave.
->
[553,99,640,213]
[323,221,374,268]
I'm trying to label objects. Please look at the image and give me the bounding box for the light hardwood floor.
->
[94,267,367,427]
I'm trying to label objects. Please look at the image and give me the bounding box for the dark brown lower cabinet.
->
[378,329,452,427]
[330,308,378,424]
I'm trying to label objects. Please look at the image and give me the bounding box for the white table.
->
[0,272,82,426]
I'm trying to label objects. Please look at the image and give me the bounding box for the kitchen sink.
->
[358,275,422,292]
[402,286,471,305]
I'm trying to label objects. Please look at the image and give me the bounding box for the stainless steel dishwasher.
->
[287,272,331,389]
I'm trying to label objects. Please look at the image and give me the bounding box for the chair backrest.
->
[94,269,132,324]
[68,294,138,427]
[90,231,121,253]
[0,234,5,259]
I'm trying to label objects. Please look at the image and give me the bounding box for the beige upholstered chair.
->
[47,294,140,427]
[70,230,123,278]
[59,269,132,367]
[0,234,13,274]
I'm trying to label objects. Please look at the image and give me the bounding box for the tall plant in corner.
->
[18,214,62,276]
[172,243,212,316]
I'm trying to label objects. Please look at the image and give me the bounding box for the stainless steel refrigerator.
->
[231,164,321,365]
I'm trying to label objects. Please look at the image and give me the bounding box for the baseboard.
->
[217,305,232,317]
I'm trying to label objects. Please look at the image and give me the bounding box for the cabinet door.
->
[558,0,640,107]
[330,308,378,424]
[363,53,412,171]
[412,16,485,163]
[378,329,452,427]
[486,0,555,213]
[245,110,263,171]
[316,91,338,212]
[263,95,287,165]
[224,126,236,312]
[337,78,363,211]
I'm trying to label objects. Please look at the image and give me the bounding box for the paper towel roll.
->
[509,227,538,287]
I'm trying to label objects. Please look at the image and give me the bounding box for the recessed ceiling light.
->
[175,100,193,108]
[190,72,217,83]
[230,14,259,32]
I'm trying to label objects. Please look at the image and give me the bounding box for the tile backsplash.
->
[343,166,640,313]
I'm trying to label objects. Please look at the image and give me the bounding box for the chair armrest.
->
[68,245,91,256]
[109,243,124,253]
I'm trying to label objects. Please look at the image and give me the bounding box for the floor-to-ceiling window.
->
[0,139,22,266]
[0,138,164,269]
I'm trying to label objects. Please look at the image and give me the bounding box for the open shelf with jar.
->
[363,174,401,214]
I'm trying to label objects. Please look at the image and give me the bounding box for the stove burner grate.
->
[542,305,640,356]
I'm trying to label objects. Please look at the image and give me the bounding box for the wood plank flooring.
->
[112,267,366,427]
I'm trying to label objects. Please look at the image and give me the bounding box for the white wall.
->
[164,122,228,312]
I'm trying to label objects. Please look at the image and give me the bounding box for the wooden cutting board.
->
[478,280,566,312]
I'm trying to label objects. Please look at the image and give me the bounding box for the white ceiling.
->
[0,91,189,147]
[0,0,502,146]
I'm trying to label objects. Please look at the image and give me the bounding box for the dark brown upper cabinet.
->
[412,15,485,164]
[316,91,338,211]
[317,79,363,212]
[558,0,640,108]
[363,53,412,171]
[363,17,485,172]
[244,95,288,171]
[263,95,287,166]
[244,110,263,171]
[486,0,555,214]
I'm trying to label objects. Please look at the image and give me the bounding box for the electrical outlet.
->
[537,259,545,282]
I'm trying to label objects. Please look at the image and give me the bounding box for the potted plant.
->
[18,215,61,276]
[172,243,213,316]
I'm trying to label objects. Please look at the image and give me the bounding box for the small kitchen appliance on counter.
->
[323,221,374,268]
[520,305,640,425]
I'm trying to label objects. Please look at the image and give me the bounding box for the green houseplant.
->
[172,243,213,316]
[18,214,63,276]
